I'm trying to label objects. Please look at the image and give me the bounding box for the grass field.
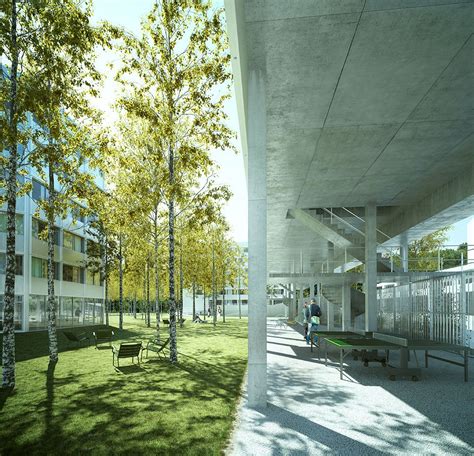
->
[0,315,248,455]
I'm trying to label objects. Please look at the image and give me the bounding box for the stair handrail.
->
[340,207,392,241]
[321,207,365,237]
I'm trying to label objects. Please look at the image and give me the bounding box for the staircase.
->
[321,286,366,328]
[311,208,401,272]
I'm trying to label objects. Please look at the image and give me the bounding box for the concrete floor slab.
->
[227,321,474,455]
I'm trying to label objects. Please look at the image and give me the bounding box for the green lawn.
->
[0,315,248,455]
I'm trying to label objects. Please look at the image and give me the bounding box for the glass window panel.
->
[0,253,23,275]
[73,297,84,326]
[32,180,42,201]
[63,264,73,282]
[63,232,74,250]
[15,255,22,275]
[59,297,73,328]
[0,213,24,234]
[29,295,46,330]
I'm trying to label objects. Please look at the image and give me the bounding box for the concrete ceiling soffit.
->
[287,208,352,248]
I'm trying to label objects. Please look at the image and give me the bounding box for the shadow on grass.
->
[0,386,15,412]
[0,325,143,363]
[114,364,146,375]
[0,318,248,455]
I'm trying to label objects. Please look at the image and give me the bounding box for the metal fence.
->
[377,271,473,347]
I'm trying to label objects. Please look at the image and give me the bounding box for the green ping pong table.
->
[310,329,372,355]
[325,332,469,382]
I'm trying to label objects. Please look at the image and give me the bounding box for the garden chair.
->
[145,337,170,359]
[112,342,143,367]
[93,329,115,348]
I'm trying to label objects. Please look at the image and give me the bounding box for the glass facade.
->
[28,295,104,330]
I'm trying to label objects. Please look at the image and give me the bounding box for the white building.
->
[0,113,105,332]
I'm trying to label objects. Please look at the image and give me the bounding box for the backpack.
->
[310,303,322,318]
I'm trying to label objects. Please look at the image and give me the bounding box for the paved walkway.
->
[228,321,474,455]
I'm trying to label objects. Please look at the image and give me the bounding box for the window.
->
[63,264,84,283]
[31,257,59,280]
[63,231,85,253]
[32,179,48,202]
[0,212,24,235]
[32,219,60,245]
[0,254,23,275]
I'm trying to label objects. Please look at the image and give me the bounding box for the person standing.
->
[310,298,322,319]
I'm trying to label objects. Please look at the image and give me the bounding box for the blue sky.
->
[91,0,469,247]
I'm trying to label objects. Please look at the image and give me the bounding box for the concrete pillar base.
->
[248,362,267,408]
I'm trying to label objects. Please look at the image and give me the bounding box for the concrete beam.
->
[381,163,474,244]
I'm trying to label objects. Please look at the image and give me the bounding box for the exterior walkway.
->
[228,321,474,455]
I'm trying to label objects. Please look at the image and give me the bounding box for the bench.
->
[63,331,89,347]
[93,329,115,348]
[145,337,170,359]
[112,342,143,367]
[162,319,170,325]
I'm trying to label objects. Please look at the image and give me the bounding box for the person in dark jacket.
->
[309,298,322,318]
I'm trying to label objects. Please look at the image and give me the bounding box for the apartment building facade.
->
[1,116,105,332]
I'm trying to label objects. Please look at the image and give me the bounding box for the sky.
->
[91,0,248,243]
[91,0,468,248]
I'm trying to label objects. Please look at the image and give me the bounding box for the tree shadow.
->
[0,386,15,412]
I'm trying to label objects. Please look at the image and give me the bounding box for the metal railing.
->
[377,271,473,346]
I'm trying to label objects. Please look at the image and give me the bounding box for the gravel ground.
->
[227,321,474,455]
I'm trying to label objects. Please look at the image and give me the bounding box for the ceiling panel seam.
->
[296,1,368,208]
[344,33,474,204]
[367,1,473,14]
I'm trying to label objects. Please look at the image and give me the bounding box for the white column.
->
[342,284,351,331]
[365,203,377,331]
[288,283,296,321]
[400,233,408,272]
[247,69,267,408]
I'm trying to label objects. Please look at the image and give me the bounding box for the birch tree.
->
[26,0,113,362]
[116,0,234,362]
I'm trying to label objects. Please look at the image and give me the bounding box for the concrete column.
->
[400,233,408,272]
[342,284,351,331]
[365,203,377,331]
[247,69,267,408]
